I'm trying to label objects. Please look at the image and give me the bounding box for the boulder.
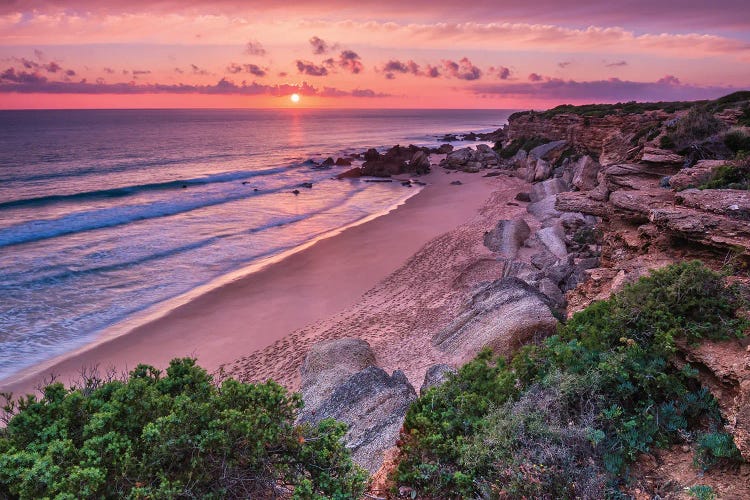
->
[441,147,474,169]
[336,167,363,179]
[335,157,352,166]
[530,177,569,203]
[483,219,531,258]
[300,366,417,473]
[420,364,457,395]
[527,195,562,225]
[433,277,558,363]
[640,146,685,164]
[299,338,376,413]
[529,140,568,161]
[537,277,565,308]
[572,155,601,191]
[432,143,454,154]
[515,192,531,202]
[409,150,431,174]
[364,148,380,161]
[536,225,568,260]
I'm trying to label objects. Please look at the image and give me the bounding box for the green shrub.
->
[700,157,750,190]
[687,484,717,500]
[694,431,743,471]
[394,261,746,498]
[0,358,367,499]
[660,135,676,150]
[738,106,750,127]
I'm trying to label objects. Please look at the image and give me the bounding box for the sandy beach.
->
[2,167,520,396]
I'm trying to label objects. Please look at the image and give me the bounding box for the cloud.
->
[132,69,151,77]
[103,67,115,74]
[227,63,266,77]
[489,65,511,79]
[309,36,330,54]
[471,75,739,102]
[378,59,442,79]
[295,60,328,76]
[337,50,363,74]
[190,64,209,75]
[528,72,544,82]
[442,57,482,80]
[558,61,572,68]
[0,72,387,98]
[244,40,266,56]
[605,60,628,67]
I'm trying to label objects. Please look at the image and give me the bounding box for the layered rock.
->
[361,144,431,177]
[299,338,417,473]
[433,277,558,363]
[483,219,531,258]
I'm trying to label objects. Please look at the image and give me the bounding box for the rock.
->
[420,364,457,395]
[450,180,463,185]
[529,140,568,161]
[536,225,568,260]
[530,178,569,203]
[364,148,380,161]
[649,206,750,255]
[336,167,363,179]
[531,248,559,271]
[291,189,300,195]
[401,181,412,187]
[299,338,376,412]
[676,189,750,218]
[432,143,454,154]
[433,277,558,363]
[556,191,610,218]
[525,158,554,182]
[537,277,565,308]
[640,146,684,164]
[440,133,459,142]
[515,192,531,202]
[300,366,417,473]
[527,195,562,225]
[335,157,352,166]
[441,147,474,169]
[669,160,727,190]
[483,219,532,258]
[674,339,750,461]
[322,156,336,166]
[298,182,313,189]
[303,158,319,166]
[572,155,601,191]
[409,150,431,174]
[609,188,675,219]
[462,132,478,141]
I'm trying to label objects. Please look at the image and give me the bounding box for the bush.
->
[694,431,743,471]
[0,359,367,499]
[687,484,716,500]
[394,261,746,498]
[665,106,726,150]
[724,128,750,153]
[700,156,750,190]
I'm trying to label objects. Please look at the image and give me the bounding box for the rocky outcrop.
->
[530,177,569,203]
[420,364,457,395]
[483,219,531,258]
[674,339,750,461]
[301,365,417,473]
[572,155,601,191]
[361,145,431,177]
[668,159,727,190]
[640,146,685,165]
[299,338,417,473]
[299,338,376,412]
[433,277,558,363]
[440,144,500,172]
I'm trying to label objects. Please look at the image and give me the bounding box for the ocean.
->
[0,108,512,382]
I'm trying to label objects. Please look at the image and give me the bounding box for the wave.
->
[0,166,293,210]
[0,177,338,248]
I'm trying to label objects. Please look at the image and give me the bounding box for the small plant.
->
[668,106,726,150]
[687,484,716,500]
[700,156,750,190]
[499,136,551,159]
[694,431,743,471]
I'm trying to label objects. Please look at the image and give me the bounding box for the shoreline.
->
[2,167,502,396]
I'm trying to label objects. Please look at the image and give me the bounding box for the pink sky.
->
[1,1,748,109]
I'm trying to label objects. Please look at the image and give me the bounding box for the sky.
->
[0,1,749,109]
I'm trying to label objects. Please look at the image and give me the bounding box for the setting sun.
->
[290,93,300,103]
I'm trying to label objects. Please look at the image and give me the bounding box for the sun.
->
[290,93,300,103]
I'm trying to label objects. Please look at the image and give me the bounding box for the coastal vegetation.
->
[0,359,366,499]
[393,261,747,498]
